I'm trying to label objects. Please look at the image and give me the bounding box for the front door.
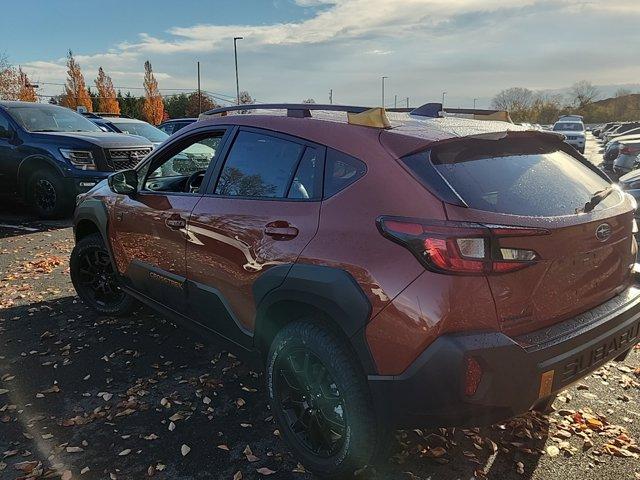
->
[186,128,324,346]
[108,129,229,312]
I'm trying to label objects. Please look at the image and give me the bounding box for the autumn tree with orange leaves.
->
[94,67,120,114]
[142,61,164,124]
[18,67,37,102]
[61,50,92,112]
[0,53,19,100]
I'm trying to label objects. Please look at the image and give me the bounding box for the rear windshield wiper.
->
[579,186,615,213]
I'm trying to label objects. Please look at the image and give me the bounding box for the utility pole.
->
[394,94,397,109]
[442,91,447,106]
[381,76,388,107]
[329,89,333,105]
[473,98,478,109]
[233,36,243,105]
[406,97,409,108]
[197,61,201,114]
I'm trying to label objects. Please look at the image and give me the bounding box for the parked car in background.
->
[601,133,640,177]
[558,114,584,122]
[619,169,640,221]
[599,122,622,139]
[607,126,640,143]
[552,120,586,153]
[613,140,640,176]
[0,101,152,218]
[84,113,169,147]
[71,103,640,478]
[593,122,615,138]
[157,118,197,136]
[603,122,640,143]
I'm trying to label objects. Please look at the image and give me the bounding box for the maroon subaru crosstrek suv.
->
[71,103,640,478]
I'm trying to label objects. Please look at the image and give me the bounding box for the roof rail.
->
[201,103,373,118]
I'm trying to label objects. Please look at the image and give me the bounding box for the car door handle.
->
[165,214,187,230]
[264,221,299,239]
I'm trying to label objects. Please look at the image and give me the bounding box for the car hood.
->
[33,131,152,148]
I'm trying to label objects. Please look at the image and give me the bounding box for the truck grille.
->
[106,148,152,170]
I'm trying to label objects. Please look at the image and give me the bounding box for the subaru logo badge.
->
[595,223,612,242]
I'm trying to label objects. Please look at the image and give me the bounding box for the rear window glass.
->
[405,139,619,217]
[324,149,366,198]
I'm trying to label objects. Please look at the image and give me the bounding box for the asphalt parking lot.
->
[1,134,639,480]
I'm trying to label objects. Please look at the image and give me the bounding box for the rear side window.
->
[324,149,366,198]
[288,147,320,199]
[215,130,304,198]
[404,139,618,217]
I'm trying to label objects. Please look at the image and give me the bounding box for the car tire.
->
[70,233,137,316]
[27,169,73,219]
[266,320,388,478]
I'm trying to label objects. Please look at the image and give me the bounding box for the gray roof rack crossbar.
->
[201,102,500,121]
[201,103,374,118]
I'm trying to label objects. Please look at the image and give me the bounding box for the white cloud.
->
[17,0,640,105]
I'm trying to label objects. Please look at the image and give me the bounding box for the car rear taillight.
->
[620,144,640,155]
[377,216,549,275]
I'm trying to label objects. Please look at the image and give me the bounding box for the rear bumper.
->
[369,284,640,428]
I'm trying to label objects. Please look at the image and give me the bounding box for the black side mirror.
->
[108,169,138,195]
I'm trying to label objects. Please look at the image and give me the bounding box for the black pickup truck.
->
[0,101,152,218]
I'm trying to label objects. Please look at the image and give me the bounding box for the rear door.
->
[408,136,637,336]
[186,127,323,346]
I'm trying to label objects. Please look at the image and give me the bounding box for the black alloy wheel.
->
[74,245,125,307]
[275,349,347,457]
[70,234,136,316]
[34,178,57,213]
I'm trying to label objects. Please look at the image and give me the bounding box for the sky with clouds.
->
[2,0,639,108]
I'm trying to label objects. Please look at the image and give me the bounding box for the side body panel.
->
[186,195,321,335]
[108,192,201,310]
[299,134,445,320]
[365,271,499,375]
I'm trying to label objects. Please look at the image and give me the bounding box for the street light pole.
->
[473,98,478,109]
[381,76,388,107]
[442,91,447,107]
[233,36,243,105]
